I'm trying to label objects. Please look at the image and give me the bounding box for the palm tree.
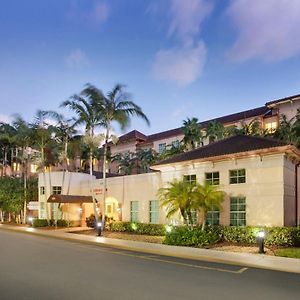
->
[238,118,263,136]
[111,152,135,175]
[205,121,225,143]
[182,118,203,150]
[61,88,104,227]
[158,179,194,226]
[274,114,296,144]
[84,83,150,232]
[191,182,225,230]
[136,148,157,173]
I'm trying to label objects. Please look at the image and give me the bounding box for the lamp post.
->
[256,231,265,254]
[96,222,102,236]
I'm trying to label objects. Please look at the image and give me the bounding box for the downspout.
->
[295,163,300,226]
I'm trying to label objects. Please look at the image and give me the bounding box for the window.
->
[206,207,220,226]
[183,174,197,186]
[40,186,45,195]
[52,186,62,195]
[172,140,180,148]
[30,164,38,173]
[205,172,220,185]
[229,169,246,184]
[265,121,277,133]
[230,197,246,226]
[158,143,166,153]
[130,201,139,222]
[149,200,159,224]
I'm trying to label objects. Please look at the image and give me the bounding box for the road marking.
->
[76,244,248,274]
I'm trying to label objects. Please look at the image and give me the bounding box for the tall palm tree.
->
[191,182,225,230]
[111,152,135,175]
[84,83,150,232]
[61,88,105,226]
[136,148,157,173]
[205,121,225,143]
[158,179,194,226]
[182,117,203,151]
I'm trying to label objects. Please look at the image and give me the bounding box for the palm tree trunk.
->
[201,212,206,231]
[101,126,110,232]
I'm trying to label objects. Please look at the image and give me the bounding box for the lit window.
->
[13,163,20,172]
[149,200,159,224]
[229,169,246,184]
[52,186,62,195]
[31,164,38,173]
[265,121,277,133]
[230,197,246,226]
[205,172,220,185]
[40,186,45,195]
[158,143,166,153]
[130,201,139,222]
[183,174,197,186]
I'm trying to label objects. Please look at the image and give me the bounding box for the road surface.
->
[0,229,299,300]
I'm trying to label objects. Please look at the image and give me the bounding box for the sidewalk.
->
[1,224,300,274]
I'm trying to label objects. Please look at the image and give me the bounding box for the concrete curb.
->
[1,224,300,274]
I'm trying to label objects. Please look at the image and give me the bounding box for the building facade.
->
[38,135,300,228]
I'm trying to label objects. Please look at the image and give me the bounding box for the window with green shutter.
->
[149,200,159,224]
[230,197,246,226]
[206,208,220,226]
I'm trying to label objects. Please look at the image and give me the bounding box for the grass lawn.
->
[274,248,300,259]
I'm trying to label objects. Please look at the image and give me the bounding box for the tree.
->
[205,121,225,143]
[158,143,182,160]
[182,118,203,150]
[112,152,136,175]
[62,88,104,226]
[237,118,263,136]
[136,148,157,173]
[158,179,194,226]
[274,114,297,145]
[85,83,150,232]
[191,182,225,230]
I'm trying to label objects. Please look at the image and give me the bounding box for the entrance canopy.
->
[47,194,93,203]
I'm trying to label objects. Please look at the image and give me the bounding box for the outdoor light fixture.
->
[28,217,34,226]
[165,225,172,233]
[131,223,138,231]
[256,230,265,254]
[96,222,102,236]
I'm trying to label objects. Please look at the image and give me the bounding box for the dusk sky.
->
[1,0,300,135]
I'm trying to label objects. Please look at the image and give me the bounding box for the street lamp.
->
[256,231,265,254]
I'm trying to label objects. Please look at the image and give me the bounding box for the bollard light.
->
[165,225,172,233]
[96,222,102,236]
[256,230,265,254]
[28,217,34,226]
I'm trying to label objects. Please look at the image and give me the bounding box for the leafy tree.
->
[136,148,157,173]
[158,179,194,226]
[191,182,225,230]
[205,121,225,143]
[84,83,150,231]
[112,152,136,175]
[158,143,182,160]
[182,117,203,150]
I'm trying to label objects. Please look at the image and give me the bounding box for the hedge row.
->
[164,226,300,247]
[32,219,70,228]
[109,221,166,236]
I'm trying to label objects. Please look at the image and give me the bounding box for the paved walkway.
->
[1,224,300,274]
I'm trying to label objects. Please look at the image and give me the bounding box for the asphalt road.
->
[0,230,299,300]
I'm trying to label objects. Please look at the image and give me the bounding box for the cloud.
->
[151,0,213,86]
[152,42,207,86]
[227,0,300,62]
[65,49,90,68]
[168,0,213,44]
[67,0,109,26]
[0,114,12,124]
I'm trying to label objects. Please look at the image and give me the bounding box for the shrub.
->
[56,219,69,227]
[32,219,49,228]
[109,221,166,236]
[163,226,221,247]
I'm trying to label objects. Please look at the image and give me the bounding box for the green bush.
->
[164,226,221,247]
[32,219,49,228]
[56,219,69,227]
[109,221,166,236]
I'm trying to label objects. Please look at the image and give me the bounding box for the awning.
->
[47,194,94,203]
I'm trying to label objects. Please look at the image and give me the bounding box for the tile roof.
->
[118,106,270,146]
[152,135,288,166]
[47,194,93,203]
[266,93,300,107]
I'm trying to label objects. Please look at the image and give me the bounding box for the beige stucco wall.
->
[38,153,293,227]
[283,157,297,226]
[276,99,300,121]
[152,134,184,153]
[157,153,285,226]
